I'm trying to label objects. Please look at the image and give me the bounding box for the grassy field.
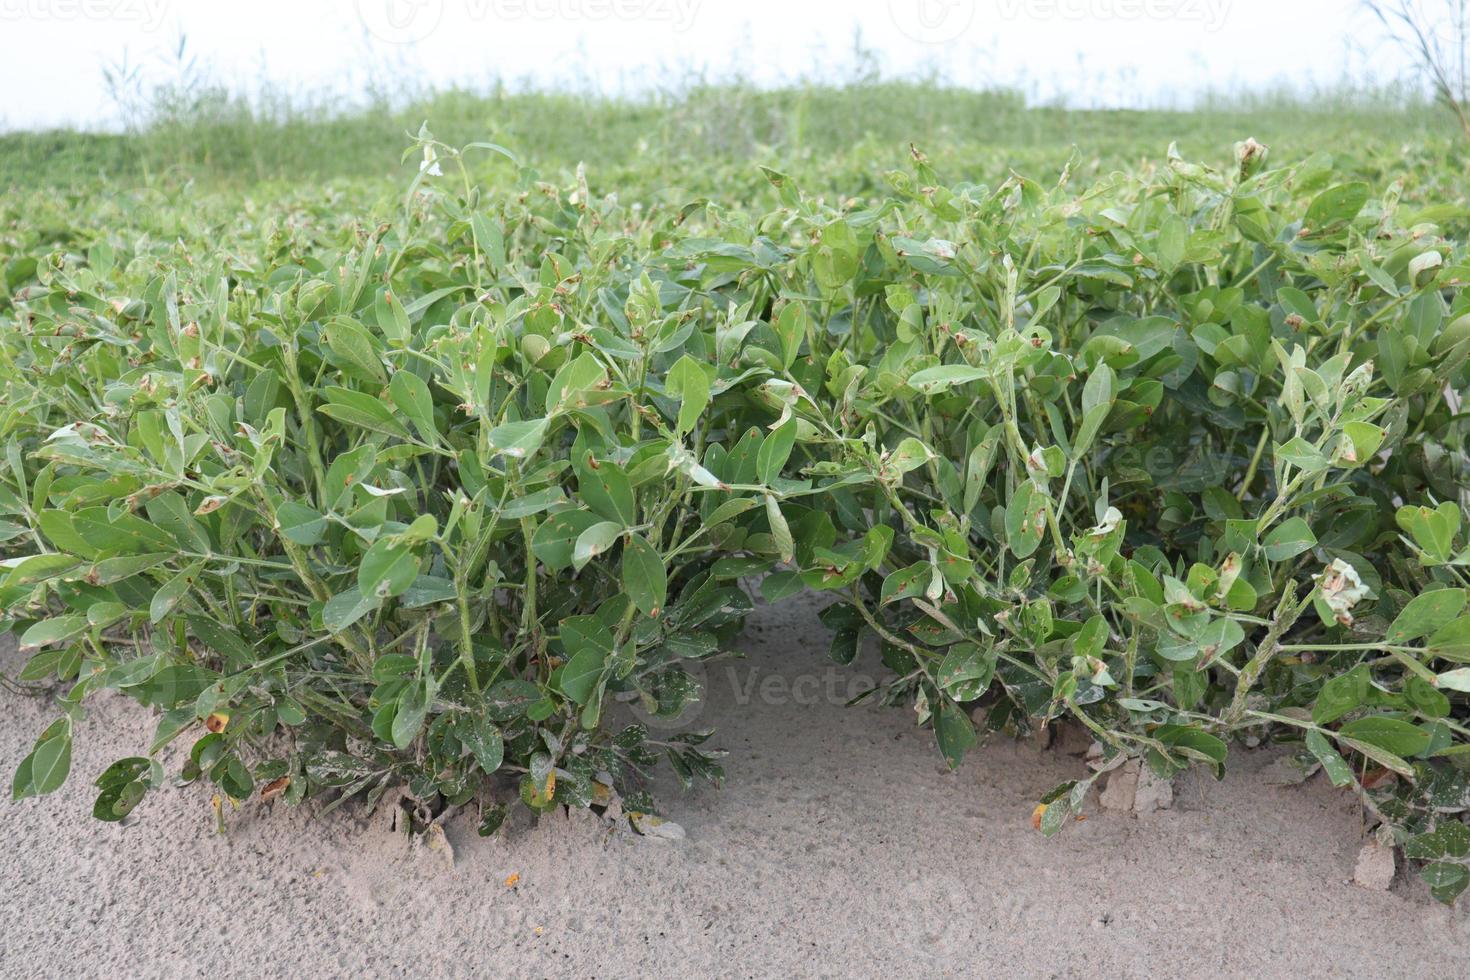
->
[1,80,1462,190]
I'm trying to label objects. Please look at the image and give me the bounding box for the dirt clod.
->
[1353,840,1397,891]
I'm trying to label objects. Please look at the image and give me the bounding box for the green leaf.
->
[773,302,807,370]
[577,456,636,526]
[18,615,88,650]
[934,698,977,770]
[1275,438,1328,474]
[456,716,504,775]
[1435,667,1470,692]
[276,501,327,546]
[401,513,438,544]
[1158,616,1244,663]
[389,371,438,442]
[29,729,72,796]
[322,316,387,384]
[703,497,758,527]
[1338,736,1416,777]
[1396,502,1460,563]
[1405,822,1470,862]
[621,533,667,618]
[401,575,457,608]
[93,776,148,822]
[11,749,33,800]
[15,722,72,799]
[323,586,379,632]
[1005,481,1046,559]
[1082,363,1115,416]
[666,355,711,436]
[1428,616,1470,663]
[1313,664,1369,725]
[1336,716,1431,758]
[87,552,171,585]
[1406,675,1450,718]
[1305,730,1355,787]
[560,647,607,705]
[545,352,609,414]
[756,419,798,485]
[573,521,623,570]
[486,418,549,460]
[908,364,989,393]
[145,493,213,555]
[531,510,602,571]
[1420,862,1470,905]
[1074,363,1115,455]
[937,642,996,700]
[149,560,203,624]
[1339,421,1384,465]
[5,553,83,586]
[1305,182,1369,228]
[764,494,794,564]
[1107,315,1177,361]
[1262,517,1316,562]
[391,677,433,749]
[1277,286,1317,324]
[91,758,153,822]
[1154,723,1228,777]
[18,647,70,682]
[38,509,95,558]
[501,487,566,519]
[880,562,930,605]
[1387,590,1468,645]
[358,538,419,599]
[1155,215,1187,271]
[318,386,411,439]
[322,443,377,510]
[888,437,933,476]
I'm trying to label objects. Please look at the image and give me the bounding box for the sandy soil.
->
[3,591,1468,979]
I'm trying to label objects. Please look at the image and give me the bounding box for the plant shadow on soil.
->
[2,590,1468,978]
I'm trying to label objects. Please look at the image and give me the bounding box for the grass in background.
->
[0,70,1461,196]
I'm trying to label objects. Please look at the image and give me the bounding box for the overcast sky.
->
[0,0,1420,130]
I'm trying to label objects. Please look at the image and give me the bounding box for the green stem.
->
[1224,583,1308,726]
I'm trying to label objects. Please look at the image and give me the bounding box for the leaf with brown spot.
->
[259,776,290,802]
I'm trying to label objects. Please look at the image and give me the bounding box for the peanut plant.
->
[4,130,1470,901]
